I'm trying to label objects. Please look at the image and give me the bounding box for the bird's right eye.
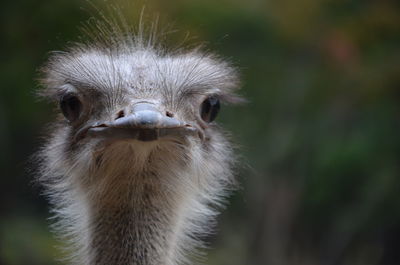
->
[59,93,82,122]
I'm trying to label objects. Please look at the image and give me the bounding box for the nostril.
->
[166,111,174,118]
[115,110,125,120]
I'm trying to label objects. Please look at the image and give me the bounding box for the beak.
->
[84,102,197,142]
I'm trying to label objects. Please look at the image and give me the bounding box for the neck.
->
[90,188,174,265]
[45,141,223,265]
[85,170,188,265]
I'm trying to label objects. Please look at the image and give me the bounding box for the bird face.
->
[60,85,220,143]
[42,48,240,151]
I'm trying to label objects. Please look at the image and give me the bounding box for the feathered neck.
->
[40,131,235,265]
[87,173,179,265]
[74,142,198,265]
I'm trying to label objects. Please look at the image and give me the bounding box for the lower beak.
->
[84,102,196,142]
[87,126,196,142]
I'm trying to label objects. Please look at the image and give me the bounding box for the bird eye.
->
[59,93,82,122]
[200,96,220,123]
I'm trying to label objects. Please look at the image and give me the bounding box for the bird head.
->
[38,42,242,187]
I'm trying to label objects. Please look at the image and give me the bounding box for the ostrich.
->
[36,15,242,265]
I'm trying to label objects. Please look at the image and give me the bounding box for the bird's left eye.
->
[200,96,220,123]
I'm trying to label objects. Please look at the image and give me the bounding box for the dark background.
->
[1,0,400,264]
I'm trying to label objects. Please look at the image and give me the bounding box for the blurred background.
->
[1,0,400,264]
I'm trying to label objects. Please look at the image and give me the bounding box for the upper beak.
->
[84,102,197,142]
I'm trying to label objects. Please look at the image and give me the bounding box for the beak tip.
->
[81,103,197,142]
